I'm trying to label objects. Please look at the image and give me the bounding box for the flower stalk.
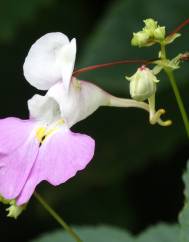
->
[164,68,189,138]
[34,192,83,242]
[159,43,189,137]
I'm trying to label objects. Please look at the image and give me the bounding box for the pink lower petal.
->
[0,118,35,154]
[17,129,95,205]
[0,122,39,200]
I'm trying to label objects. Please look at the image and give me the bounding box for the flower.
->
[0,33,168,216]
[0,117,95,206]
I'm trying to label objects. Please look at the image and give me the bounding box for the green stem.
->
[160,43,189,138]
[164,68,189,138]
[34,192,83,242]
[160,44,166,59]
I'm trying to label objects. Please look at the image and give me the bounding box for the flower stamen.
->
[35,119,65,145]
[36,127,46,144]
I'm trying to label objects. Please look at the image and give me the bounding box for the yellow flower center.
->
[35,119,64,144]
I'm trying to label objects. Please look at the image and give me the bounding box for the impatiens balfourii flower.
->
[0,33,168,218]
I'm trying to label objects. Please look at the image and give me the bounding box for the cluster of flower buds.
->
[131,18,166,47]
[131,18,181,48]
[127,18,184,126]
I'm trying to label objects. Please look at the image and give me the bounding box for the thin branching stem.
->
[164,69,189,138]
[73,58,155,77]
[34,192,83,242]
[160,44,189,138]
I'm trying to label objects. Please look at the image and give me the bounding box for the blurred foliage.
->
[137,224,179,242]
[179,160,189,242]
[78,0,189,179]
[79,0,189,92]
[29,160,189,242]
[31,225,133,242]
[31,224,179,242]
[0,0,53,42]
[73,0,189,199]
[0,0,189,241]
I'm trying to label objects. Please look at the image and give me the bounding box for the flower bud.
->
[6,202,26,219]
[143,18,158,37]
[0,196,26,219]
[154,26,165,40]
[131,31,150,47]
[126,66,159,101]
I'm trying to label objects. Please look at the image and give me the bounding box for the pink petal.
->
[0,118,35,154]
[0,120,39,200]
[17,129,95,205]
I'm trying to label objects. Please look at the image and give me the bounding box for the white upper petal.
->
[23,32,76,90]
[59,38,76,92]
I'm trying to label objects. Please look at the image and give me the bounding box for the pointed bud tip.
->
[6,203,27,219]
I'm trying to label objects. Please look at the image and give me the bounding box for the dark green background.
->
[0,0,188,241]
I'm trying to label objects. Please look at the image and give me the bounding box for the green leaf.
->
[179,160,189,242]
[0,0,53,42]
[30,225,133,242]
[137,223,179,242]
[30,224,179,242]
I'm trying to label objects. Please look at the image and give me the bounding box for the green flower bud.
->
[6,201,26,219]
[126,66,159,101]
[143,18,158,37]
[0,196,27,219]
[131,31,150,47]
[154,26,165,40]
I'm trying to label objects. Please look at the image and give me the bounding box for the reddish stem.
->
[180,52,189,61]
[73,59,154,76]
[167,18,189,36]
[73,18,189,77]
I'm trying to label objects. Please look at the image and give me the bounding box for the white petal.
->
[23,32,76,90]
[47,78,111,127]
[28,94,61,124]
[58,38,76,92]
